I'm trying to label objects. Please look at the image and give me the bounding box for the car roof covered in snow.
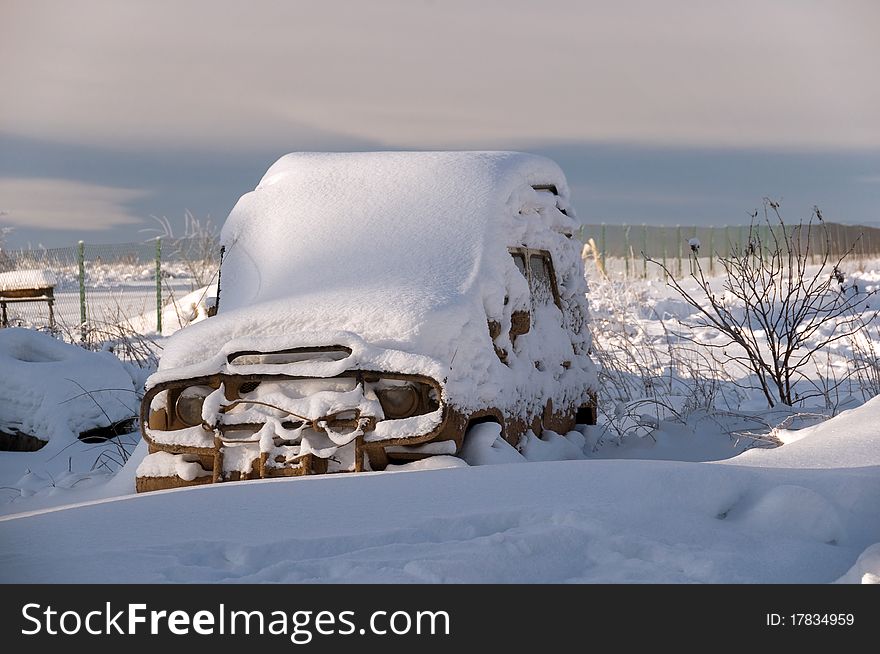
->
[220,150,571,313]
[154,151,585,391]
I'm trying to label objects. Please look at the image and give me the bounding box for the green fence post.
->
[156,237,163,335]
[641,223,648,279]
[77,240,86,342]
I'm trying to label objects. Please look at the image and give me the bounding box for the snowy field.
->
[1,401,879,583]
[0,262,879,583]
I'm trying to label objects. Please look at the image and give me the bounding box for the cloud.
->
[1,1,878,152]
[0,178,147,231]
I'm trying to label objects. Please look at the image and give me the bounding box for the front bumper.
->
[135,370,451,492]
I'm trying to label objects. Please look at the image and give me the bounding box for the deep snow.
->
[1,396,879,583]
[0,328,138,443]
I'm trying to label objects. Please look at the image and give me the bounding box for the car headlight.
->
[175,386,213,427]
[376,385,421,419]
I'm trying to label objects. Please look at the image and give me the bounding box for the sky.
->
[1,0,878,248]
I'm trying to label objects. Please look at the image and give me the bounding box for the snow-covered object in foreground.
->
[137,151,597,492]
[0,328,138,448]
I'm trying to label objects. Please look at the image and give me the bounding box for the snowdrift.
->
[2,396,879,583]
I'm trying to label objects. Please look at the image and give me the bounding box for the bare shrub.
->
[53,300,162,370]
[647,201,879,408]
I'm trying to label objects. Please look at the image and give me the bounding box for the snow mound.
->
[728,395,880,469]
[0,328,138,441]
[126,284,217,336]
[835,543,880,584]
[385,456,468,472]
[460,422,526,465]
[521,429,587,462]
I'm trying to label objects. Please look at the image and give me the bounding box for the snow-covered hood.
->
[148,329,449,390]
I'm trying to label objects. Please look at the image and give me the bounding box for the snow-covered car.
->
[136,151,597,492]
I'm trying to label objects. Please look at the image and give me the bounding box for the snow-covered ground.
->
[0,261,879,583]
[586,262,880,459]
[0,396,878,583]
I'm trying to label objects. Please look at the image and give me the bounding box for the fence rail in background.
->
[0,237,220,342]
[578,222,880,280]
[0,222,878,335]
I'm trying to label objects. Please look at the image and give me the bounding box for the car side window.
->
[529,254,556,309]
[511,252,527,279]
[503,247,561,339]
[510,248,561,310]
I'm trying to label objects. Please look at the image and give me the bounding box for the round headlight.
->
[175,386,212,427]
[377,385,420,419]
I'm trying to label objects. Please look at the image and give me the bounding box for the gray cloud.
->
[0,177,147,231]
[1,0,878,151]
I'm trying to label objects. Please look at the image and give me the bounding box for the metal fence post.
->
[708,226,715,275]
[624,224,631,279]
[156,237,163,335]
[762,224,769,263]
[641,223,648,279]
[676,225,683,276]
[661,226,668,281]
[77,240,86,342]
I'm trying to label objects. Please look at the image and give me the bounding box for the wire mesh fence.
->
[577,222,880,280]
[0,237,220,342]
[0,221,878,337]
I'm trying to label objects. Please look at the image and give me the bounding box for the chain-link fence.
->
[1,222,878,336]
[578,222,880,279]
[0,237,220,342]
